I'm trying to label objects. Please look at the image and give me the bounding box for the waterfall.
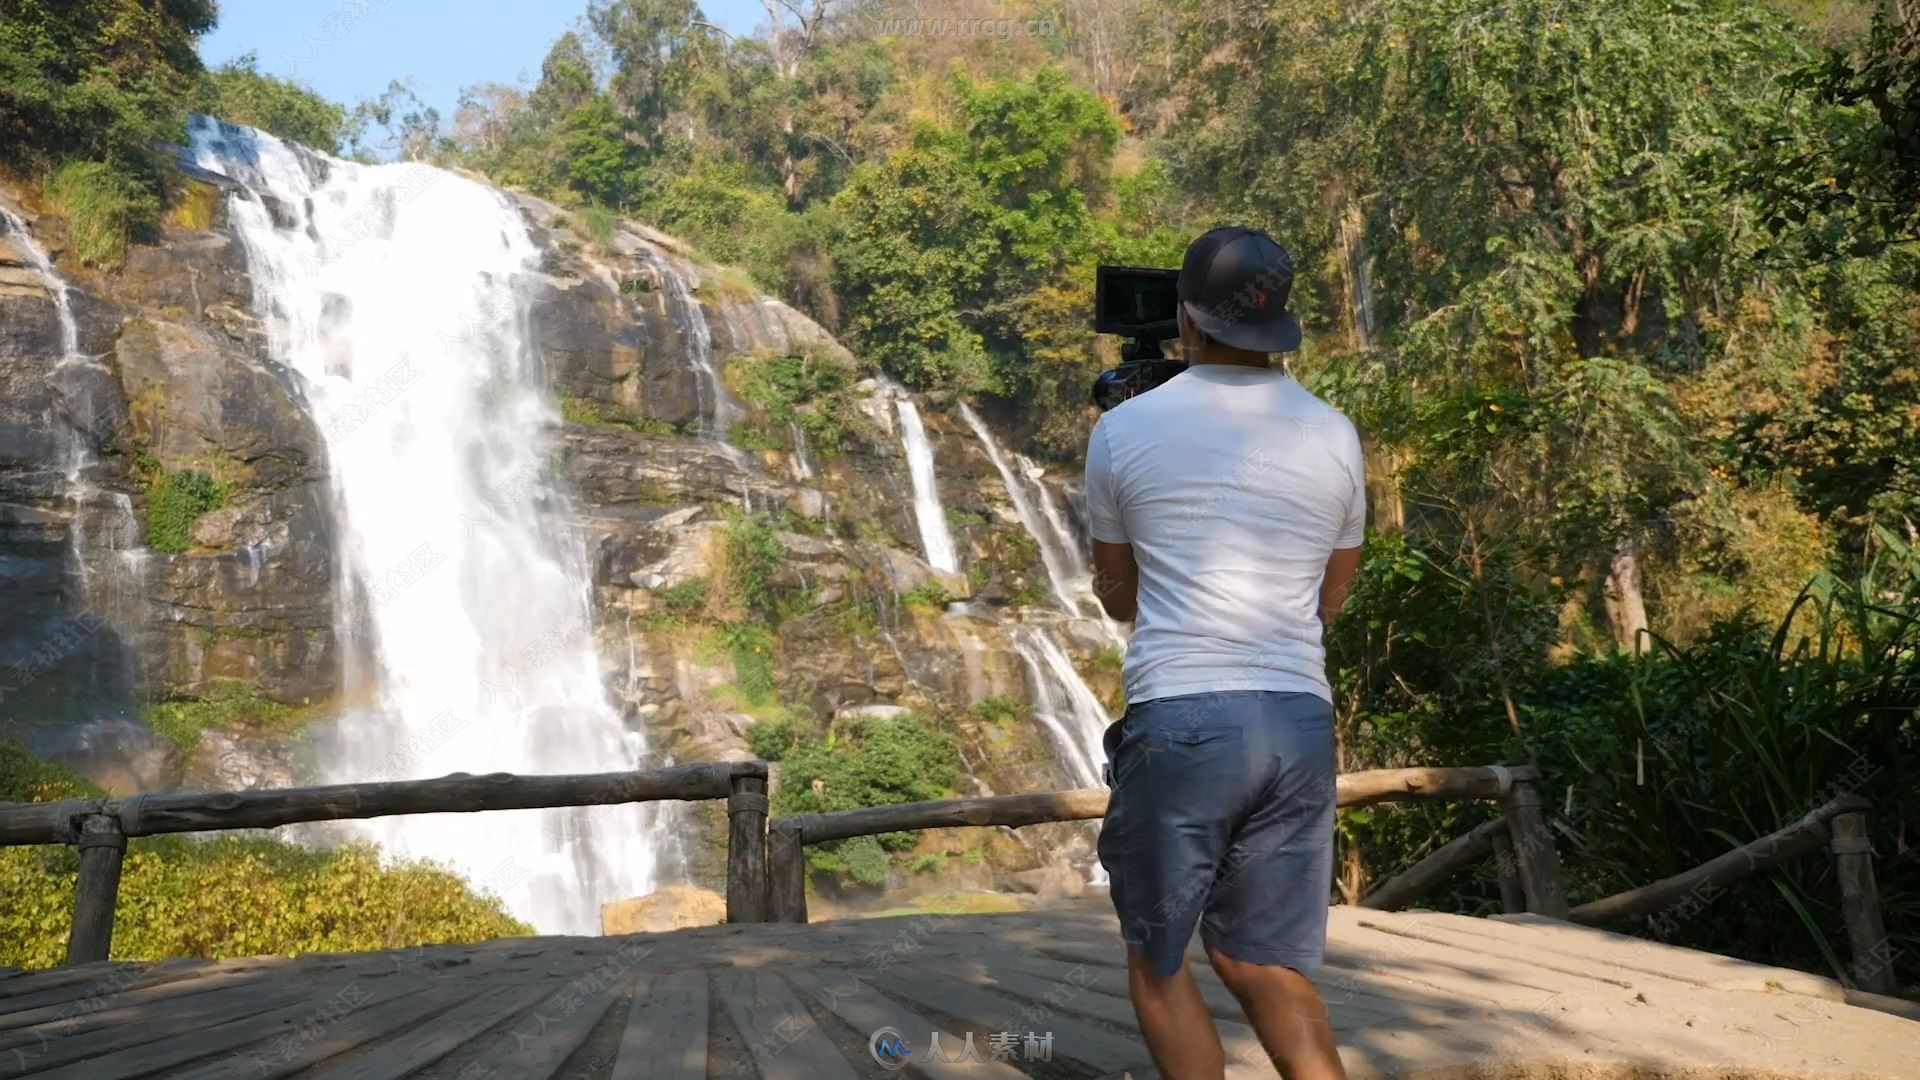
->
[186,116,662,934]
[958,403,1083,614]
[789,421,814,482]
[957,403,1119,882]
[881,380,958,574]
[1011,629,1105,788]
[3,208,79,356]
[648,253,741,447]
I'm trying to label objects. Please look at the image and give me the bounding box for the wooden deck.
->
[1,905,1915,1079]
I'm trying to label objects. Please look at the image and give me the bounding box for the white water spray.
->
[187,117,662,934]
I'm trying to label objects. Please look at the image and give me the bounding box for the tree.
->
[196,52,349,154]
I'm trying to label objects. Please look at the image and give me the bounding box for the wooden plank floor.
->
[0,905,1915,1079]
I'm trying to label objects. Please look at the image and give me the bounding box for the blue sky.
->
[200,0,769,132]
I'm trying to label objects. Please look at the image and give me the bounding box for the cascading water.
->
[957,402,1117,881]
[789,421,814,482]
[958,403,1085,615]
[2,208,146,686]
[186,116,662,934]
[649,253,741,447]
[881,379,959,574]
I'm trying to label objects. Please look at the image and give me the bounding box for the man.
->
[1085,226,1365,1080]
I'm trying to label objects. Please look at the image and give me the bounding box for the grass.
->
[141,682,300,754]
[46,160,157,269]
[576,204,618,251]
[901,581,953,611]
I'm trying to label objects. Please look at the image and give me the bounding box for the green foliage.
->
[900,581,952,611]
[725,347,866,456]
[705,621,777,707]
[771,713,961,882]
[195,52,348,153]
[722,512,785,618]
[1,0,213,253]
[970,696,1024,727]
[0,739,102,802]
[143,467,228,554]
[141,681,297,754]
[0,838,529,969]
[45,159,156,268]
[657,578,707,615]
[0,742,526,969]
[946,508,988,529]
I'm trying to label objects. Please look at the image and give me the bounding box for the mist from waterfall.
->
[186,116,662,934]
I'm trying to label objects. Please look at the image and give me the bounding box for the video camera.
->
[1090,266,1188,411]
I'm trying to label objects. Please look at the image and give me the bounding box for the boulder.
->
[1006,865,1088,901]
[600,884,727,935]
[182,727,299,791]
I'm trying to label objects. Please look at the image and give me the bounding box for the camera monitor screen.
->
[1094,266,1180,337]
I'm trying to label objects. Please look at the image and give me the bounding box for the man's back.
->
[1085,363,1365,705]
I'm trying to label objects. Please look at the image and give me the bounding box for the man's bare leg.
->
[1206,946,1347,1080]
[1126,947,1225,1080]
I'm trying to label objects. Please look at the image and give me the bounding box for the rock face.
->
[0,153,1121,897]
[1,187,336,785]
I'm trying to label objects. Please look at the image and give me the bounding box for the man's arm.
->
[1084,419,1136,621]
[1319,546,1363,625]
[1092,540,1139,622]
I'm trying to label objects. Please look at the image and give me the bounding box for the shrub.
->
[144,467,228,553]
[901,581,952,611]
[724,347,865,456]
[46,160,158,269]
[771,713,961,881]
[722,513,785,618]
[657,578,708,616]
[971,696,1024,727]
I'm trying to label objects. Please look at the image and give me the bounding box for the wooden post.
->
[66,813,127,965]
[1830,811,1896,994]
[1490,832,1527,914]
[768,822,808,924]
[1499,779,1568,918]
[725,774,769,924]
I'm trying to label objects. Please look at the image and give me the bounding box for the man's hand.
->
[1091,540,1140,622]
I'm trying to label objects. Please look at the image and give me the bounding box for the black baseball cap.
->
[1177,226,1303,353]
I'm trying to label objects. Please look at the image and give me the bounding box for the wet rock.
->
[182,727,299,791]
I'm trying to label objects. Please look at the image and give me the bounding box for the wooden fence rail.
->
[766,764,1561,924]
[0,761,770,967]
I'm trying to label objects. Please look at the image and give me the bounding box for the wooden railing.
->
[761,764,1898,994]
[0,760,771,966]
[765,764,1566,922]
[6,757,1894,994]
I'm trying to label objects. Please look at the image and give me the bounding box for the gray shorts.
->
[1097,690,1337,978]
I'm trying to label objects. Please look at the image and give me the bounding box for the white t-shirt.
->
[1084,364,1366,706]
